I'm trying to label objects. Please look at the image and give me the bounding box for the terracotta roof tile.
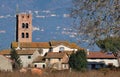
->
[45,52,66,59]
[63,51,75,56]
[0,49,35,55]
[50,41,81,49]
[0,49,11,55]
[33,56,45,63]
[87,51,116,59]
[17,50,35,55]
[11,42,50,48]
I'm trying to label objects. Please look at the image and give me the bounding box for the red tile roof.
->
[11,42,50,48]
[11,41,82,49]
[0,49,35,55]
[33,56,45,63]
[50,41,82,49]
[45,52,66,59]
[87,51,116,59]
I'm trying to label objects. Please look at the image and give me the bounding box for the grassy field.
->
[0,69,120,77]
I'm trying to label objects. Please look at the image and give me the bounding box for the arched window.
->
[22,23,25,28]
[26,23,28,28]
[43,64,45,68]
[26,33,29,38]
[59,47,64,52]
[22,33,24,38]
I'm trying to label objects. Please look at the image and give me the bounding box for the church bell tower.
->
[16,13,32,42]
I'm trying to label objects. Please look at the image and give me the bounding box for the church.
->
[0,13,82,70]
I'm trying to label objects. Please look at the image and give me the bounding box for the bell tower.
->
[16,13,32,42]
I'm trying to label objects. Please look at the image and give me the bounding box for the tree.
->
[68,50,87,71]
[96,37,120,66]
[10,48,22,70]
[70,0,120,46]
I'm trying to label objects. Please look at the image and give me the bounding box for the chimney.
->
[87,49,89,55]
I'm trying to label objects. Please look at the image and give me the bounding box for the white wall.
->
[87,58,119,67]
[20,51,42,67]
[33,63,46,68]
[62,64,69,69]
[42,49,49,56]
[20,55,33,67]
[52,45,77,52]
[32,51,40,60]
[46,58,60,64]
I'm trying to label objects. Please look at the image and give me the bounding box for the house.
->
[32,56,46,69]
[87,51,119,69]
[45,52,69,70]
[0,49,41,67]
[0,55,13,72]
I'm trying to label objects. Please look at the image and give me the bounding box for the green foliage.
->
[68,50,87,71]
[96,37,120,66]
[96,37,120,54]
[10,48,22,69]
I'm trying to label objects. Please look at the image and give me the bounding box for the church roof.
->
[11,42,50,48]
[11,41,82,49]
[50,41,81,49]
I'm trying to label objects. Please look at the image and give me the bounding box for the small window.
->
[26,33,29,38]
[22,33,24,38]
[59,47,64,52]
[26,23,28,28]
[28,55,31,59]
[22,23,25,28]
[43,64,45,68]
[59,58,61,61]
[34,65,37,68]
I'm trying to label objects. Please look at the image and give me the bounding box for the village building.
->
[0,49,42,67]
[45,52,69,70]
[87,51,119,69]
[0,40,80,70]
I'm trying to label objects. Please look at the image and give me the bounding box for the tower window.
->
[27,15,29,18]
[26,23,28,28]
[22,33,24,38]
[22,23,25,28]
[26,33,29,38]
[22,16,24,18]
